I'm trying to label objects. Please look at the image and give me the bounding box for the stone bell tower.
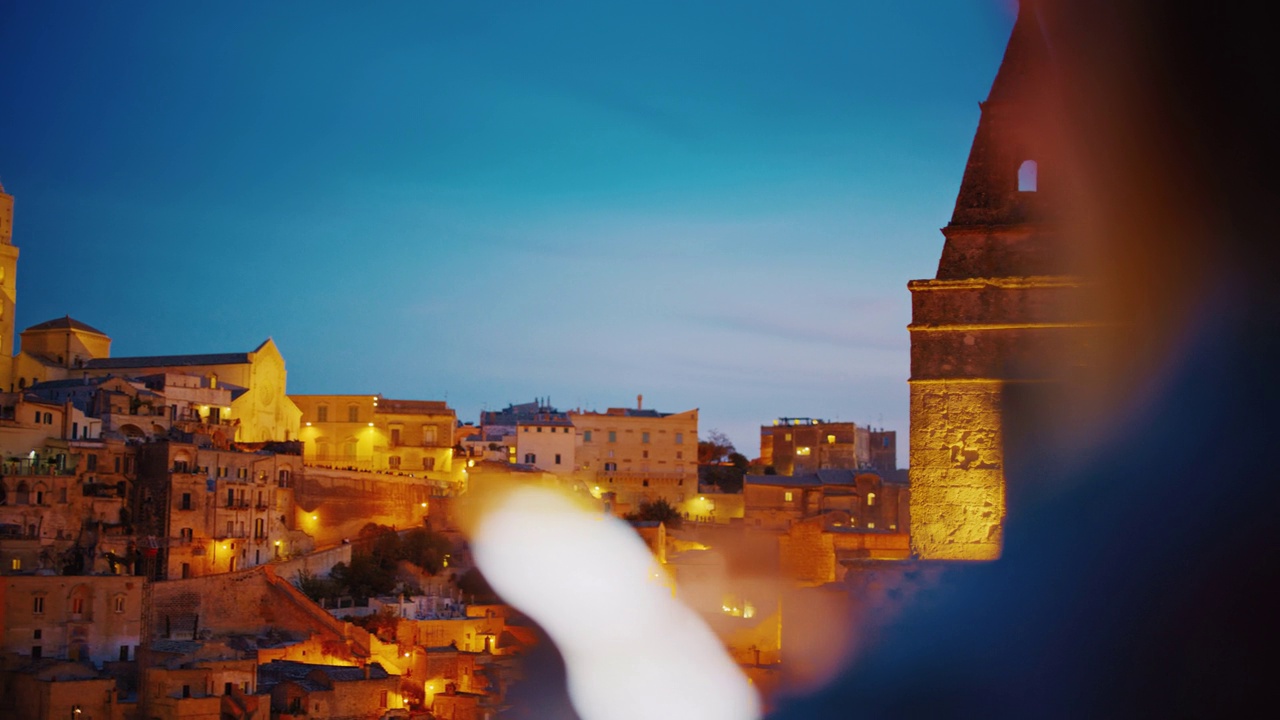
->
[0,179,19,385]
[907,3,1090,560]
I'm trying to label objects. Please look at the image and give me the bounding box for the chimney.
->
[637,394,643,411]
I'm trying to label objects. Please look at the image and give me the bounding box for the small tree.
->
[456,567,499,603]
[401,527,454,575]
[627,497,683,528]
[295,569,340,603]
[698,430,735,465]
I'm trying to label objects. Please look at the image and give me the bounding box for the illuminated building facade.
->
[0,182,17,386]
[133,439,301,579]
[292,394,456,476]
[759,418,869,475]
[743,470,907,533]
[10,317,112,391]
[907,6,1089,559]
[570,403,698,508]
[0,574,143,665]
[514,410,576,476]
[81,339,302,443]
[867,428,898,474]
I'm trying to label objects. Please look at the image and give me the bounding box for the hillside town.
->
[0,2,1106,718]
[0,170,914,718]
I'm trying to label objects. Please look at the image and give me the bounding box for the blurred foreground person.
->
[777,1,1279,716]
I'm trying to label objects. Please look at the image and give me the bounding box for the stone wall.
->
[272,543,352,584]
[907,381,1004,560]
[148,566,347,645]
[293,468,434,546]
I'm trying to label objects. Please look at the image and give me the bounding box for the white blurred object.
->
[473,486,762,720]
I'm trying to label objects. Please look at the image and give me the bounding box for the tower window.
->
[1017,159,1038,192]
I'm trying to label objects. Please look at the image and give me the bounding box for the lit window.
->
[867,492,876,506]
[796,447,811,456]
[784,492,793,502]
[11,558,20,570]
[827,435,836,444]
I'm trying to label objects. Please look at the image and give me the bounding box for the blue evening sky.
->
[0,1,1014,464]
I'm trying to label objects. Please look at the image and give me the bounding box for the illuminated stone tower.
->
[0,180,18,385]
[908,4,1085,560]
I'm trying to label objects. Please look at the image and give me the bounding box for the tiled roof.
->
[258,659,390,688]
[24,315,108,336]
[86,352,251,370]
[745,469,882,488]
[27,376,114,389]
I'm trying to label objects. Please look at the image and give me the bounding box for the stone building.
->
[133,439,302,579]
[759,419,869,475]
[292,394,456,476]
[743,470,908,534]
[0,574,143,665]
[570,401,698,509]
[143,658,266,719]
[0,182,17,386]
[514,409,576,477]
[0,661,128,720]
[907,5,1091,560]
[867,428,897,474]
[259,660,402,719]
[0,392,132,576]
[9,317,112,391]
[81,339,302,443]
